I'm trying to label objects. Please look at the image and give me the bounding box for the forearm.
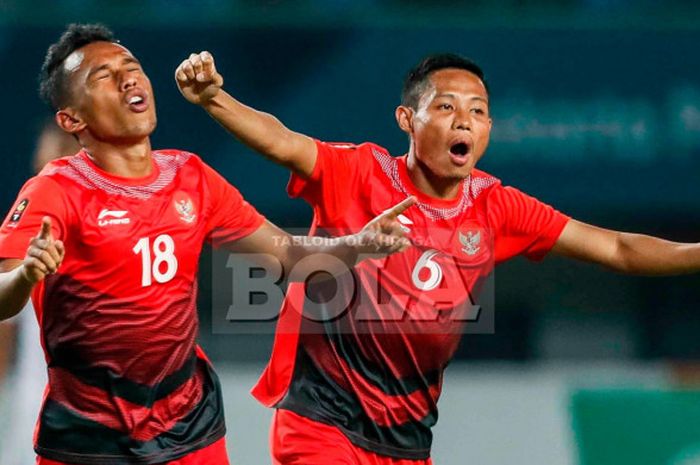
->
[0,266,34,321]
[281,235,360,281]
[202,90,312,169]
[614,232,700,275]
[0,322,16,383]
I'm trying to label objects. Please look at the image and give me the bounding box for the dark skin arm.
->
[553,219,700,275]
[224,197,416,280]
[175,52,317,178]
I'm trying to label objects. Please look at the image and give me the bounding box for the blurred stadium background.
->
[1,1,700,464]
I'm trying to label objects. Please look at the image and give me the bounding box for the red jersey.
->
[0,149,264,464]
[252,140,569,460]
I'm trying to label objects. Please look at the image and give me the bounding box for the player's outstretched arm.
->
[225,197,416,280]
[552,219,700,275]
[0,217,65,320]
[175,52,317,177]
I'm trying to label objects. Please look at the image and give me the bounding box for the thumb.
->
[38,216,53,240]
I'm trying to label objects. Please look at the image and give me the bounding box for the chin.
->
[133,120,157,137]
[444,165,473,180]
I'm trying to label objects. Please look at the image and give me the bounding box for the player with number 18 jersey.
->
[0,148,264,464]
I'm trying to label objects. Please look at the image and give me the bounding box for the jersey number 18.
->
[132,234,179,287]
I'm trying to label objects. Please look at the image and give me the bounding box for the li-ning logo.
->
[459,230,481,256]
[98,209,131,227]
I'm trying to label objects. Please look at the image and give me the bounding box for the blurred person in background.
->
[178,50,700,465]
[0,121,80,465]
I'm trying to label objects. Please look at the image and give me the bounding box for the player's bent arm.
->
[225,222,358,281]
[0,217,65,320]
[175,52,317,177]
[0,259,34,320]
[552,219,700,275]
[225,197,415,280]
[202,90,317,177]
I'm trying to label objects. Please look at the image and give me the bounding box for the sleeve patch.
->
[7,199,29,228]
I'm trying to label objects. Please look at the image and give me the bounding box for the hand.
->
[354,196,416,256]
[175,51,224,105]
[20,217,65,284]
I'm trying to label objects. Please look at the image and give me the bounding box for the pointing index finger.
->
[382,196,416,219]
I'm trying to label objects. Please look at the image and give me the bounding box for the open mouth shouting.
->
[449,140,472,166]
[125,89,149,113]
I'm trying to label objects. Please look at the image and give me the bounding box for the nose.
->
[453,108,471,131]
[119,72,138,92]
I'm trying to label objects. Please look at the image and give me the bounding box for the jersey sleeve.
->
[286,140,369,225]
[201,162,266,248]
[488,185,570,263]
[0,176,70,260]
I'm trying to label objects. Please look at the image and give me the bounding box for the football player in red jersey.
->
[179,50,700,465]
[0,24,413,465]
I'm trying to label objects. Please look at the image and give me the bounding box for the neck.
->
[406,151,463,200]
[82,138,153,178]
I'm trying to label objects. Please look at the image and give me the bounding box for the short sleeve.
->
[287,140,369,225]
[201,162,266,248]
[0,176,70,260]
[488,186,570,263]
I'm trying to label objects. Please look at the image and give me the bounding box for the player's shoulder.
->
[37,155,74,177]
[470,168,502,193]
[318,140,389,158]
[30,156,76,190]
[153,148,201,163]
[152,148,208,175]
[13,173,67,208]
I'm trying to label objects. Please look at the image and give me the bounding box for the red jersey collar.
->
[77,149,161,187]
[396,155,467,209]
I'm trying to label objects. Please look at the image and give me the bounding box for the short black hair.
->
[39,23,116,111]
[401,53,488,109]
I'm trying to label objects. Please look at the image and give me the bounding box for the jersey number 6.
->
[411,249,443,291]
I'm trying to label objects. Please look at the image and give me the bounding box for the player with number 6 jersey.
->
[253,140,568,461]
[180,48,700,465]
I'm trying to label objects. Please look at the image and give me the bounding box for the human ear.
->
[395,105,414,134]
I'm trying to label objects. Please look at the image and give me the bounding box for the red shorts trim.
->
[35,437,230,465]
[270,409,432,465]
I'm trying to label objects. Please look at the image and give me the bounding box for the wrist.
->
[16,264,38,286]
[200,89,226,111]
[344,234,365,264]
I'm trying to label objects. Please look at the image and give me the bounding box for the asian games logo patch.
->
[7,199,29,227]
[173,192,196,224]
